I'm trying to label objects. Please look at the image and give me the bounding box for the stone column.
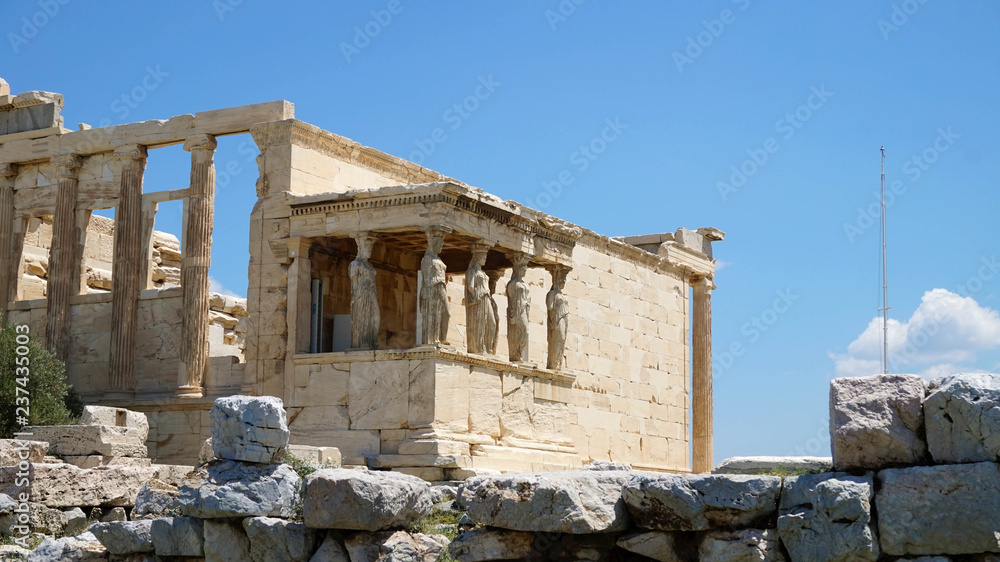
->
[506,253,531,363]
[545,265,570,370]
[465,242,495,355]
[0,163,18,322]
[349,232,380,350]
[285,237,312,402]
[692,276,715,473]
[177,134,217,398]
[418,225,451,346]
[45,154,82,361]
[108,145,147,398]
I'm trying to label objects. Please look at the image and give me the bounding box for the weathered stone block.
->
[344,530,448,562]
[924,373,1000,463]
[24,425,147,458]
[449,528,537,562]
[877,462,1000,556]
[460,470,633,534]
[830,374,927,470]
[0,440,47,466]
[80,405,150,441]
[616,531,684,562]
[0,463,156,507]
[89,520,154,554]
[177,460,300,518]
[204,518,252,562]
[349,361,409,429]
[132,479,181,519]
[778,472,878,562]
[211,395,289,464]
[244,516,318,562]
[151,516,204,557]
[699,529,785,562]
[303,468,432,531]
[622,473,781,531]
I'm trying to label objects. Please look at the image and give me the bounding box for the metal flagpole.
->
[879,146,890,374]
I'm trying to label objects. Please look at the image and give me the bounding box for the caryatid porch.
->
[276,183,585,475]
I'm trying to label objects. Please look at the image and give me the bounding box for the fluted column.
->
[108,145,147,398]
[0,163,18,322]
[176,134,217,398]
[692,276,714,473]
[45,154,82,361]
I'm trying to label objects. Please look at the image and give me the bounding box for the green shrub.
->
[0,321,82,438]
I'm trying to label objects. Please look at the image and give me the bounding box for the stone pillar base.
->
[174,385,204,399]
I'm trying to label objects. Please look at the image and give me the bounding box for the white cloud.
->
[831,288,1000,379]
[209,276,243,298]
[714,260,733,271]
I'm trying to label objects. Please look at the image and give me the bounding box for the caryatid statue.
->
[486,269,503,355]
[506,254,531,362]
[546,265,570,370]
[465,242,497,355]
[419,226,451,345]
[350,232,380,349]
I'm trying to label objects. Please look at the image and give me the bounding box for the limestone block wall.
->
[13,214,182,299]
[7,291,246,399]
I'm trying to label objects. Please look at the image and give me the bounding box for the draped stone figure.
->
[546,265,570,370]
[506,255,531,362]
[486,269,502,355]
[419,226,451,345]
[350,232,380,349]
[465,243,496,355]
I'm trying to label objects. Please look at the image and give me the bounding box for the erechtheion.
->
[0,79,723,478]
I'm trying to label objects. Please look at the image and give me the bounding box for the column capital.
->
[51,154,82,179]
[114,144,148,167]
[506,251,532,268]
[183,133,218,152]
[421,224,453,238]
[0,162,18,179]
[691,276,715,291]
[286,237,313,259]
[468,241,493,255]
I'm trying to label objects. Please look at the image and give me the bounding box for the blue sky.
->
[4,1,999,464]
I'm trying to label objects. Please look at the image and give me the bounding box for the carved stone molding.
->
[113,145,148,170]
[183,133,218,153]
[50,154,82,179]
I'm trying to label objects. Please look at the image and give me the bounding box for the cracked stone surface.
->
[924,373,1000,463]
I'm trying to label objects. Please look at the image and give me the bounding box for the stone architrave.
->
[349,232,380,350]
[108,145,148,396]
[486,269,502,354]
[465,242,496,355]
[0,163,18,321]
[419,226,451,346]
[545,265,570,370]
[506,253,530,363]
[692,276,714,473]
[45,153,82,362]
[177,133,217,398]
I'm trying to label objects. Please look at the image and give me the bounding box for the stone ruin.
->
[6,374,1000,560]
[0,77,724,476]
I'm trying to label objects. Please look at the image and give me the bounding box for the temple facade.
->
[0,78,722,477]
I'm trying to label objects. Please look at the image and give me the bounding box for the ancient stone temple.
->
[0,78,723,477]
